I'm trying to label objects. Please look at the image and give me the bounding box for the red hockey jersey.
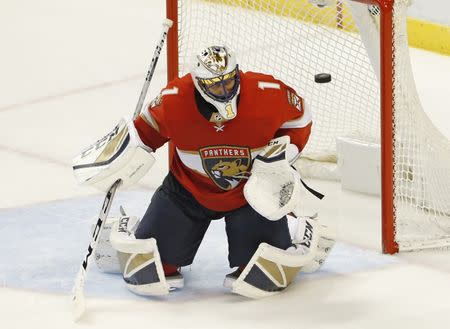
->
[134,71,312,211]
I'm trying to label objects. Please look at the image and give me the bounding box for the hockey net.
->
[166,0,450,252]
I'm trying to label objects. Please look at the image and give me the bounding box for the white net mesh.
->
[178,0,380,162]
[392,1,450,250]
[174,0,450,250]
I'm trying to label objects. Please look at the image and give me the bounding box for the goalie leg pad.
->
[110,216,173,296]
[229,242,316,299]
[300,223,336,273]
[92,216,140,273]
[291,214,336,273]
[115,239,171,296]
[228,214,336,298]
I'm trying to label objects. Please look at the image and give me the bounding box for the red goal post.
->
[166,0,450,254]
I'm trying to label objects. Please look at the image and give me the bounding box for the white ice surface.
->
[0,190,397,298]
[0,1,449,328]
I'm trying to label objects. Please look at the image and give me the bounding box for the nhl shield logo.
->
[200,146,251,190]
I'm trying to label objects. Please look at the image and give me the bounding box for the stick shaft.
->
[72,18,173,321]
[133,19,173,120]
[72,179,121,320]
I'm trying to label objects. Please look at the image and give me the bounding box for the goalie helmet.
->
[190,46,240,120]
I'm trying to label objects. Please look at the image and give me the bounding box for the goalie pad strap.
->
[300,177,325,200]
[110,215,154,254]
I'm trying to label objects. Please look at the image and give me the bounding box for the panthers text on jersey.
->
[134,71,312,211]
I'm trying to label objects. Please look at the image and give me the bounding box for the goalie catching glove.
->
[244,136,301,220]
[72,118,155,191]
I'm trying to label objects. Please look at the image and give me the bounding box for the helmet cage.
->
[196,66,240,103]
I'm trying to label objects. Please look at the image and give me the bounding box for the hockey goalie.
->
[73,45,335,298]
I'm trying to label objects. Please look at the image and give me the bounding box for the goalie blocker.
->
[72,118,155,191]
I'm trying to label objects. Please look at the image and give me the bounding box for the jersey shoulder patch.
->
[149,74,193,110]
[149,93,163,109]
[286,87,303,112]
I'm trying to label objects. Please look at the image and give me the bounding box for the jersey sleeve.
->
[133,92,170,151]
[274,85,312,152]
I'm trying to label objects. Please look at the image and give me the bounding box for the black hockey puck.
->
[314,73,332,83]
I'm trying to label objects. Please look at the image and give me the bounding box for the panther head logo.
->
[211,159,247,180]
[200,146,251,190]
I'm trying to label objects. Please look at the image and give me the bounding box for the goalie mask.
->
[191,46,240,120]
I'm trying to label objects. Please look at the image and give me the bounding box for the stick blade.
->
[72,290,86,322]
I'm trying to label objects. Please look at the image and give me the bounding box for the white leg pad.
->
[116,238,170,296]
[230,215,335,298]
[230,241,317,299]
[110,216,171,296]
[299,221,336,273]
[92,216,140,273]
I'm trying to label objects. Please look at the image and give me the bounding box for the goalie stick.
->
[71,18,173,321]
[72,178,121,321]
[133,18,174,120]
